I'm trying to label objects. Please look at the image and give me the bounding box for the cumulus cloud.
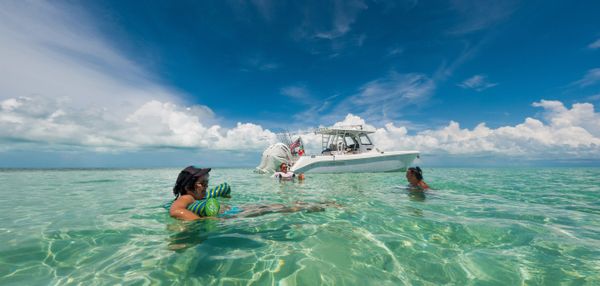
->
[296,101,600,160]
[0,97,277,152]
[2,94,598,160]
[0,2,277,153]
[458,74,498,91]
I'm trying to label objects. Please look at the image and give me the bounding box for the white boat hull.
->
[290,150,419,174]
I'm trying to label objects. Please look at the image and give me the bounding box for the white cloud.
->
[458,75,498,91]
[588,94,600,101]
[0,97,277,151]
[0,1,182,113]
[588,38,600,49]
[448,0,518,35]
[572,68,600,88]
[296,101,600,160]
[281,85,310,100]
[243,55,280,71]
[314,0,367,40]
[386,47,404,57]
[293,0,366,42]
[331,72,435,122]
[1,2,598,163]
[0,2,278,153]
[2,93,599,160]
[280,84,318,108]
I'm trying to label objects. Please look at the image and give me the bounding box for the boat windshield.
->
[359,133,372,145]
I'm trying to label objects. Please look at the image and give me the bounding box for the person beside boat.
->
[406,166,429,191]
[272,162,296,180]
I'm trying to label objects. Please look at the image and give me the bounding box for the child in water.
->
[406,166,429,191]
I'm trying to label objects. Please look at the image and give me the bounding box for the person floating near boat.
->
[406,166,429,191]
[272,162,305,181]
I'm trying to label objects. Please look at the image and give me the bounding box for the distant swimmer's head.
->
[406,166,429,190]
[173,166,211,199]
[279,162,289,172]
[406,166,423,182]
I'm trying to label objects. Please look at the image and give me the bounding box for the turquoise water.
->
[1,168,599,285]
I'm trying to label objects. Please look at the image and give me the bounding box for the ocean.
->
[1,167,599,285]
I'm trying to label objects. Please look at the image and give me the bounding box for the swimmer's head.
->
[173,166,211,198]
[280,162,288,172]
[406,166,423,181]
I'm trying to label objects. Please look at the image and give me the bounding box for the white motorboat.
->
[290,125,419,173]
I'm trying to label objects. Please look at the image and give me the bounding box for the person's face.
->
[192,174,209,200]
[280,164,288,172]
[406,170,419,185]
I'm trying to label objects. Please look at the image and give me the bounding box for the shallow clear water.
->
[1,168,599,285]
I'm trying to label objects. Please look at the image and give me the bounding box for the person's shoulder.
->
[174,194,195,204]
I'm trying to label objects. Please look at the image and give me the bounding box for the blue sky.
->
[1,0,600,167]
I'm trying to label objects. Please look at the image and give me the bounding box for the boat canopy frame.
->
[315,125,375,154]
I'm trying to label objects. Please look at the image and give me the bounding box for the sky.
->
[1,0,600,168]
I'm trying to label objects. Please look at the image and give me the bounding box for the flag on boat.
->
[289,137,304,156]
[289,138,301,149]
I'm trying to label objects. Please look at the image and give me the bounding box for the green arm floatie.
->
[164,182,231,217]
[206,182,231,198]
[187,198,220,217]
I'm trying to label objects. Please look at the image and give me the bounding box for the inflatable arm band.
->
[164,182,231,217]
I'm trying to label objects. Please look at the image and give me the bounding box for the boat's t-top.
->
[316,125,375,155]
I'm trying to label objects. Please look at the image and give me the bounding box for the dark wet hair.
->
[408,166,423,181]
[173,166,211,198]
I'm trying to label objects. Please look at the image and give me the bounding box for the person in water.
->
[406,166,429,190]
[272,162,296,180]
[169,166,213,221]
[170,166,328,221]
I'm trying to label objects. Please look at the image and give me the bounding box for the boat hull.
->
[290,151,419,174]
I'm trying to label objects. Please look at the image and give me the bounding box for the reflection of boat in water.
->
[292,126,419,173]
[255,125,419,174]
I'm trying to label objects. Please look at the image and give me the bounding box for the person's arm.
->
[169,195,201,221]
